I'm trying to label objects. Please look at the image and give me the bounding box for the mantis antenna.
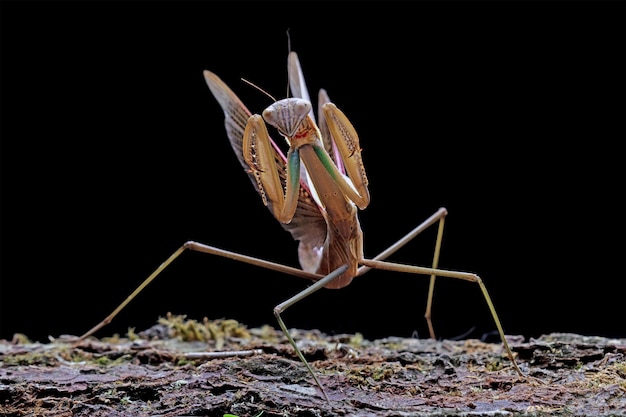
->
[240,78,277,102]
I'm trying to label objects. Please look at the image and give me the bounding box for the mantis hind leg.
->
[359,257,524,378]
[75,236,342,401]
[77,241,322,342]
[355,207,524,377]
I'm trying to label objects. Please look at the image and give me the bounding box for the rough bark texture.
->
[1,315,625,416]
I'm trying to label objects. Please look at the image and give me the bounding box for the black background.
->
[2,1,625,344]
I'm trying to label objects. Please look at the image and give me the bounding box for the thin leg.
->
[359,258,524,378]
[356,207,448,274]
[273,265,349,403]
[78,240,323,341]
[77,238,347,401]
[425,212,446,339]
[356,207,448,339]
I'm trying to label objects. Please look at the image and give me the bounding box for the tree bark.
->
[1,316,625,416]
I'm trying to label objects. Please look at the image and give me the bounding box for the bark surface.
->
[1,315,625,416]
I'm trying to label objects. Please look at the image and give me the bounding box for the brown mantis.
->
[78,51,524,401]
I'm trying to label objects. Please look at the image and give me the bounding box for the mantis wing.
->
[203,70,327,273]
[288,51,346,176]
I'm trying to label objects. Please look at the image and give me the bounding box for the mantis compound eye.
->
[291,99,311,115]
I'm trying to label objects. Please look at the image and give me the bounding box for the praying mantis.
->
[78,51,525,401]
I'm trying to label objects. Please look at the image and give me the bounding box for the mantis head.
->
[262,98,312,138]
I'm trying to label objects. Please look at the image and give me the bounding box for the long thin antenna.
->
[286,28,292,55]
[242,29,292,102]
[240,78,276,102]
[286,28,292,98]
